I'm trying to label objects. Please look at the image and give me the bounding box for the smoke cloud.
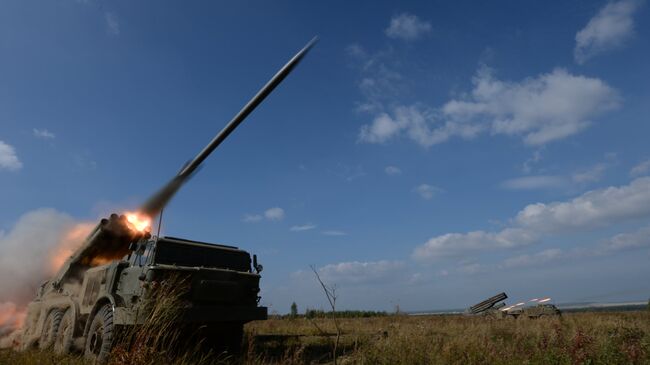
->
[0,208,93,340]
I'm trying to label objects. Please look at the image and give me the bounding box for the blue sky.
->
[1,0,649,314]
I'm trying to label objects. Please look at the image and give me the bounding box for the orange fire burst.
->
[126,212,152,232]
[0,302,26,332]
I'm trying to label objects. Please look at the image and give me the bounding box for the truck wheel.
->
[39,309,63,350]
[84,304,114,363]
[201,323,244,354]
[225,323,244,354]
[54,308,74,354]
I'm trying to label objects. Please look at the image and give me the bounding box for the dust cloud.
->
[0,208,93,341]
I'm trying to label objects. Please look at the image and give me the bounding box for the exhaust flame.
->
[0,303,26,336]
[126,212,152,232]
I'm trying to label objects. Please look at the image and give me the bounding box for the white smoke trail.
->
[0,208,93,344]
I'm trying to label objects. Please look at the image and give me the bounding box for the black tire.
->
[54,308,74,355]
[84,304,114,363]
[225,323,244,355]
[39,309,63,350]
[201,323,244,355]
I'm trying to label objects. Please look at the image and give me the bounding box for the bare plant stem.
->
[310,265,341,365]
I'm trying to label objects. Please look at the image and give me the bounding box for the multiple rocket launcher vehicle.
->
[17,39,317,363]
[467,292,561,319]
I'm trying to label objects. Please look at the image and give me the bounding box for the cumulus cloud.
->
[413,177,650,260]
[264,207,285,221]
[574,0,642,64]
[358,68,618,147]
[515,177,650,232]
[413,184,442,200]
[442,67,620,146]
[298,260,404,285]
[359,104,483,147]
[32,128,55,139]
[602,225,650,252]
[104,12,120,35]
[290,224,317,232]
[501,248,564,268]
[506,157,614,190]
[572,163,609,184]
[0,141,22,171]
[413,228,538,260]
[630,159,650,176]
[384,165,402,175]
[385,13,431,41]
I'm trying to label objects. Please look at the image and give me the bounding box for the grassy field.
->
[1,311,649,364]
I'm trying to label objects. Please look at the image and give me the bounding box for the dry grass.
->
[2,311,649,364]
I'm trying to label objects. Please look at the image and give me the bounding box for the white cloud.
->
[243,207,285,222]
[522,149,543,173]
[359,104,483,147]
[321,230,347,236]
[507,157,614,190]
[358,68,618,148]
[442,67,620,146]
[0,141,22,171]
[104,12,120,35]
[290,224,316,232]
[602,225,650,251]
[515,177,650,232]
[501,175,568,190]
[574,0,642,64]
[346,43,367,58]
[413,184,442,200]
[457,262,488,275]
[264,207,285,221]
[630,159,650,176]
[413,228,539,260]
[331,164,366,182]
[32,128,55,139]
[414,177,650,260]
[385,13,432,41]
[242,214,263,223]
[384,166,402,175]
[302,260,405,284]
[572,163,608,183]
[501,248,564,268]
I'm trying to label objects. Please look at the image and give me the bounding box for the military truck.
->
[20,215,266,361]
[18,38,316,363]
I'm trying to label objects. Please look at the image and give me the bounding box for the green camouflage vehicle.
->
[18,39,316,363]
[505,303,561,319]
[20,216,266,361]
